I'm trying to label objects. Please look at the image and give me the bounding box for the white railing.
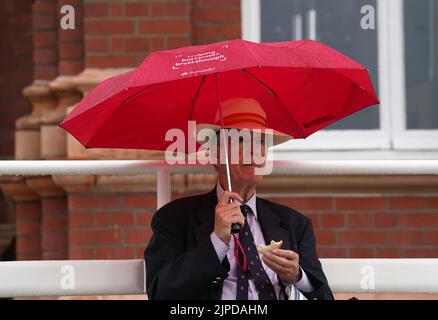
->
[1,160,438,209]
[0,258,438,297]
[1,160,438,297]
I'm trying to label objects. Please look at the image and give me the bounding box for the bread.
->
[256,240,283,254]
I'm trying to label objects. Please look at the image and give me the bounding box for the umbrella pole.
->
[216,74,240,234]
[215,74,232,192]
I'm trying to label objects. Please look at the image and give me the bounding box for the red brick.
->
[335,197,385,211]
[124,194,156,209]
[33,14,57,30]
[388,197,425,209]
[167,2,190,16]
[193,0,240,4]
[69,247,94,259]
[135,211,153,226]
[59,60,83,75]
[192,7,240,21]
[281,197,333,211]
[168,36,191,49]
[34,0,57,13]
[124,229,152,244]
[318,247,347,258]
[139,19,190,35]
[34,64,58,79]
[16,202,41,219]
[42,233,67,251]
[86,54,137,68]
[69,194,120,210]
[16,220,40,236]
[69,229,121,245]
[42,197,67,214]
[111,37,126,53]
[321,214,345,228]
[42,215,67,232]
[391,231,423,245]
[349,248,375,258]
[314,231,336,245]
[112,247,136,259]
[376,248,400,258]
[70,212,94,228]
[43,251,67,260]
[150,2,165,16]
[34,48,57,64]
[338,231,388,245]
[84,3,109,17]
[97,229,121,245]
[125,37,150,52]
[125,2,149,16]
[111,3,124,17]
[17,237,41,255]
[217,22,241,38]
[401,248,438,258]
[111,211,134,226]
[69,230,96,245]
[59,42,83,59]
[428,197,438,208]
[95,211,111,226]
[85,37,109,53]
[95,247,111,259]
[85,20,135,36]
[149,36,165,51]
[59,28,82,42]
[424,232,438,244]
[399,213,438,228]
[375,213,398,228]
[348,214,373,228]
[33,32,57,48]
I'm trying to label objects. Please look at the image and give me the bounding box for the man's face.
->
[215,130,268,187]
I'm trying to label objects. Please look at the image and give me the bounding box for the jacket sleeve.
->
[144,206,229,300]
[297,218,335,300]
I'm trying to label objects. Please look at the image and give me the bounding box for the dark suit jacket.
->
[144,189,334,300]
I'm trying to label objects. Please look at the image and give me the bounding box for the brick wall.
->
[41,196,68,259]
[191,0,241,44]
[0,1,33,158]
[267,194,438,258]
[83,0,191,68]
[58,0,84,74]
[33,0,59,80]
[15,201,42,260]
[68,192,155,259]
[61,189,438,260]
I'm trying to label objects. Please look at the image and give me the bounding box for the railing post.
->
[156,169,171,210]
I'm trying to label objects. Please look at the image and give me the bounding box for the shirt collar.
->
[216,182,258,219]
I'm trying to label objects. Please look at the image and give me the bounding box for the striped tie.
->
[235,204,277,300]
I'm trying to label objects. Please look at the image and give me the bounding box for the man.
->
[145,98,333,300]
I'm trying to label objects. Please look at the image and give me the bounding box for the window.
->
[241,0,438,157]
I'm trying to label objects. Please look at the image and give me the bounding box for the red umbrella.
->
[60,38,378,235]
[60,39,378,152]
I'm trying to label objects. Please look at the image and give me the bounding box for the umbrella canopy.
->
[60,39,379,152]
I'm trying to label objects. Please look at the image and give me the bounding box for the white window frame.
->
[241,0,438,158]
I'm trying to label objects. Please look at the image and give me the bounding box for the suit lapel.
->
[256,197,295,252]
[193,188,217,245]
